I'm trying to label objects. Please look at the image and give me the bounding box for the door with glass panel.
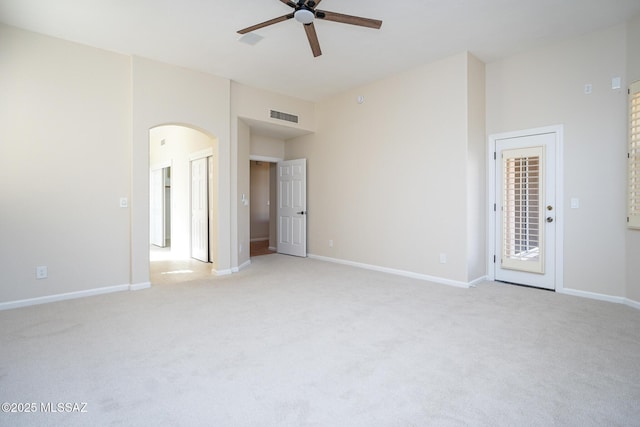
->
[495,133,556,290]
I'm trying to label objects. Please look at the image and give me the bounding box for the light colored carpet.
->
[1,254,639,426]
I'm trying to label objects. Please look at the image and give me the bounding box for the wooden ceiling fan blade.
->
[317,10,382,29]
[279,0,297,8]
[304,23,322,57]
[237,14,293,34]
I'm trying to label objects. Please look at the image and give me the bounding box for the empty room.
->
[1,1,640,425]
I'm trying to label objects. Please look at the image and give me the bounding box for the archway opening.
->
[149,124,218,284]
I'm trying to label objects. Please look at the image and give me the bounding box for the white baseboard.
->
[0,284,130,311]
[231,259,252,273]
[308,254,476,289]
[557,288,640,311]
[557,288,626,305]
[269,246,277,252]
[129,282,151,291]
[213,268,232,276]
[624,298,640,310]
[469,276,490,287]
[250,237,269,243]
[556,288,640,310]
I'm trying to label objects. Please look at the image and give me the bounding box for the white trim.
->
[0,284,130,311]
[250,155,283,163]
[212,268,232,276]
[487,125,564,291]
[556,290,640,311]
[558,288,626,305]
[624,298,640,310]
[189,147,214,161]
[129,282,151,291]
[232,259,252,273]
[250,237,269,242]
[468,276,490,288]
[308,254,476,289]
[268,246,277,251]
[150,160,171,171]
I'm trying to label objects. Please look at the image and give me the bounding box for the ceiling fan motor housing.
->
[294,9,315,24]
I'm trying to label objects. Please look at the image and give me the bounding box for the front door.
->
[277,159,307,257]
[495,132,557,290]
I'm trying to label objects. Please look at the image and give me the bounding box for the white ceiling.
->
[1,0,640,102]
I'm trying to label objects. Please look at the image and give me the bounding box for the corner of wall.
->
[466,52,487,281]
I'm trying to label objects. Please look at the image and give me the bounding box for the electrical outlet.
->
[239,243,243,253]
[36,266,48,279]
[329,239,334,248]
[439,253,447,264]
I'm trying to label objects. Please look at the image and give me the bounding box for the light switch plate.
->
[612,77,621,90]
[571,198,580,209]
[120,197,128,208]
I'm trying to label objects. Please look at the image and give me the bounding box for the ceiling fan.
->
[237,0,383,57]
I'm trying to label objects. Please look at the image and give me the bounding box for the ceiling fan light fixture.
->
[294,9,315,24]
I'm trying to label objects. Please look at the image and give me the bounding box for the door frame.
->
[249,155,283,255]
[150,161,172,248]
[190,148,214,262]
[487,125,564,292]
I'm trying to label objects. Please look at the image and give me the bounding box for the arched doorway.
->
[148,124,218,284]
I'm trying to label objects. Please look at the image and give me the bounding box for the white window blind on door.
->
[502,146,545,273]
[629,81,640,229]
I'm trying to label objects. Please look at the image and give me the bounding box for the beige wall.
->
[0,24,234,306]
[231,82,315,269]
[627,13,640,303]
[250,134,285,160]
[150,125,216,258]
[131,57,231,278]
[235,119,251,267]
[232,83,316,132]
[0,25,132,302]
[286,52,485,284]
[3,18,638,307]
[466,53,487,281]
[487,25,628,297]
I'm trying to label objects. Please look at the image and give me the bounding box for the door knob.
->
[547,205,553,211]
[546,217,554,223]
[297,211,306,215]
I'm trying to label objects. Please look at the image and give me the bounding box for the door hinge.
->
[494,152,496,160]
[493,255,496,263]
[494,203,496,212]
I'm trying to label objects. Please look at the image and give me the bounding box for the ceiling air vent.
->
[270,110,299,124]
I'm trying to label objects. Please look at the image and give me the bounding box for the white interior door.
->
[495,132,557,290]
[150,168,165,247]
[191,157,209,262]
[277,159,307,257]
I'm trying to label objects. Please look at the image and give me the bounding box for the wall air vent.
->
[270,110,299,124]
